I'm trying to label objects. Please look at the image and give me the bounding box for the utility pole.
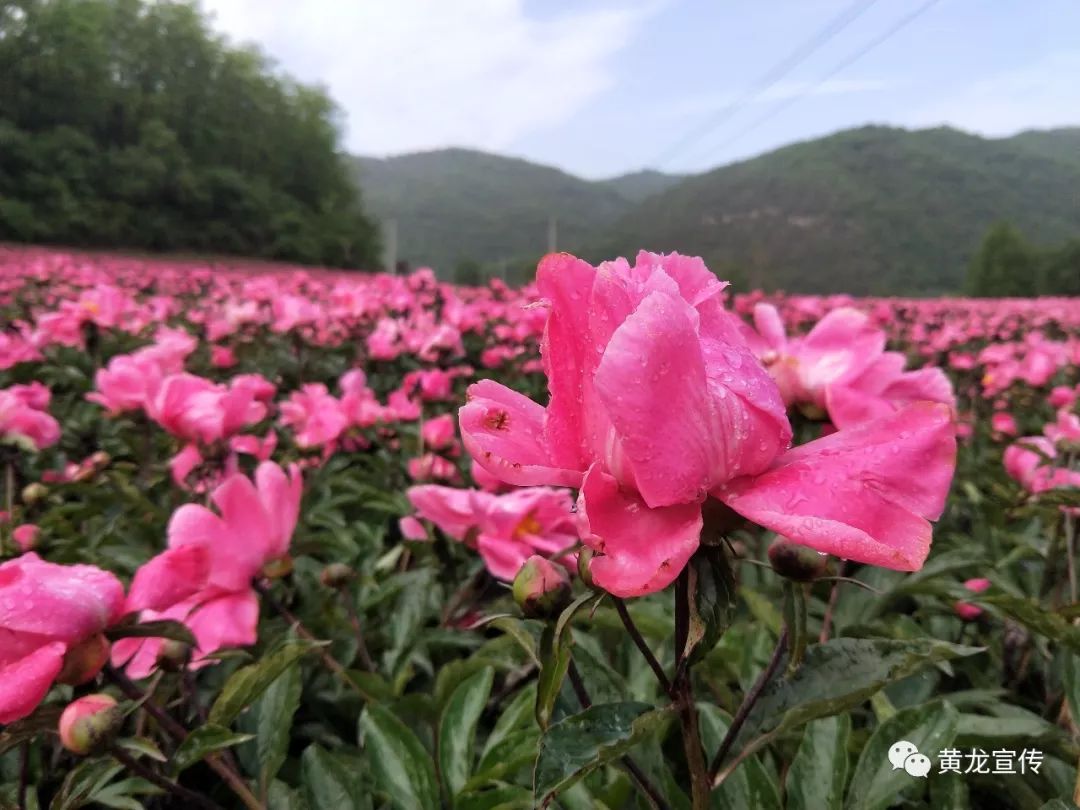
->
[383,218,398,274]
[547,215,558,253]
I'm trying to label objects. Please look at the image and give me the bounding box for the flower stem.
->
[567,661,670,810]
[783,581,808,675]
[673,568,710,810]
[342,592,378,672]
[253,580,370,698]
[110,747,226,810]
[612,597,671,694]
[708,627,788,784]
[103,666,265,810]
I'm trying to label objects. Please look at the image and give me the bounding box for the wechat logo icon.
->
[888,740,932,778]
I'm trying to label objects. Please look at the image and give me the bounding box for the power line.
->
[652,0,880,169]
[703,0,943,159]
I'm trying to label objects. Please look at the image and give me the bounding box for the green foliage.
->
[0,0,379,266]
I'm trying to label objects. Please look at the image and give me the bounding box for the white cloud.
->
[200,0,649,155]
[907,51,1080,135]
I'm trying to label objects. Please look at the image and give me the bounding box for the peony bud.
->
[513,555,572,619]
[21,482,48,504]
[56,633,110,685]
[12,523,40,552]
[320,563,355,589]
[59,694,123,755]
[157,639,193,672]
[767,538,828,582]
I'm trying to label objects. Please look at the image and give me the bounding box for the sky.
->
[200,0,1080,179]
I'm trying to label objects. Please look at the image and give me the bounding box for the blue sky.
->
[202,0,1080,179]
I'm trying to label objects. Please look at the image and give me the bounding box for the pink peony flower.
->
[279,384,348,449]
[991,411,1018,437]
[12,524,40,552]
[421,414,457,450]
[407,485,577,580]
[113,462,302,677]
[460,252,957,596]
[0,385,61,450]
[0,554,125,723]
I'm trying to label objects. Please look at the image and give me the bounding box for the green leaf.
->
[684,545,736,665]
[301,745,368,810]
[698,704,780,810]
[456,786,533,810]
[980,594,1080,653]
[105,619,197,646]
[208,639,316,726]
[786,715,851,810]
[439,666,495,800]
[536,592,599,729]
[488,617,540,665]
[844,701,959,810]
[172,725,254,773]
[533,701,671,806]
[481,683,537,761]
[253,660,303,790]
[359,702,440,810]
[115,737,166,763]
[0,706,63,755]
[49,758,124,810]
[724,638,981,766]
[468,728,540,791]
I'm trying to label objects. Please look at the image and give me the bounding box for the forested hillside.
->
[0,0,379,267]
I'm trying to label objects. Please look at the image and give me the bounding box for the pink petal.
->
[167,503,254,592]
[459,380,581,487]
[752,303,787,352]
[0,555,125,640]
[0,642,67,724]
[593,290,717,507]
[825,384,896,429]
[476,534,532,581]
[125,545,212,614]
[536,253,596,470]
[715,402,956,571]
[186,591,260,661]
[407,485,488,540]
[255,462,302,560]
[578,465,703,597]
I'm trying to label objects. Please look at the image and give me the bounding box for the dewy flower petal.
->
[0,642,67,724]
[578,465,702,597]
[459,379,581,487]
[715,402,957,571]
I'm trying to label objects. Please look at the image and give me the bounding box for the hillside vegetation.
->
[0,0,379,267]
[357,126,1080,293]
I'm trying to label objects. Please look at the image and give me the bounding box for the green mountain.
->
[353,126,1080,293]
[597,169,686,203]
[351,149,642,279]
[595,126,1080,294]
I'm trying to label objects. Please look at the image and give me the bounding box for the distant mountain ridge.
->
[351,126,1080,293]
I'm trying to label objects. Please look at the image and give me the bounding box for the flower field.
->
[1,244,1080,810]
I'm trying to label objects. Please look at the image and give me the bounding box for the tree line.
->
[965,223,1080,297]
[0,0,380,267]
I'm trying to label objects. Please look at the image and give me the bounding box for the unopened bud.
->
[157,639,193,672]
[89,451,111,468]
[320,563,355,589]
[57,633,110,685]
[21,482,48,504]
[767,538,828,582]
[512,555,572,619]
[59,694,123,755]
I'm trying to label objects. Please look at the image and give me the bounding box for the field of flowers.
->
[1,245,1079,810]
